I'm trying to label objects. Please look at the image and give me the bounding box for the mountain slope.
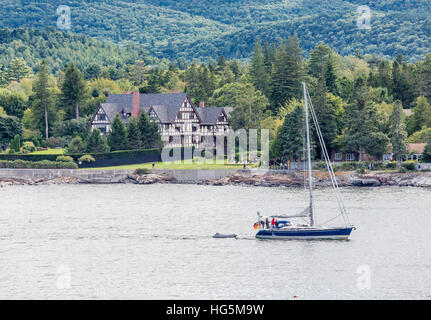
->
[1,0,430,60]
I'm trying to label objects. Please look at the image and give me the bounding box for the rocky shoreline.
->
[2,171,431,188]
[200,171,431,188]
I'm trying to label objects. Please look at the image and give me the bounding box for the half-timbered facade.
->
[90,92,231,147]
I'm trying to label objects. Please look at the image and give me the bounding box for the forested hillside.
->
[1,0,430,61]
[0,27,148,74]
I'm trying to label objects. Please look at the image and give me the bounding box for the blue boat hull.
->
[256,227,354,240]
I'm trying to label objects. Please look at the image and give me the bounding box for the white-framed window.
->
[346,153,355,161]
[334,152,342,161]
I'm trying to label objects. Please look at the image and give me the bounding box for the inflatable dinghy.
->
[213,233,237,239]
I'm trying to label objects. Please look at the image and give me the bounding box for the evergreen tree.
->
[108,114,128,151]
[376,60,392,90]
[6,58,32,82]
[0,66,8,86]
[0,115,22,144]
[343,77,389,160]
[412,96,431,132]
[423,138,431,162]
[325,54,338,95]
[417,54,431,102]
[280,104,305,161]
[127,116,141,149]
[250,39,271,100]
[309,43,332,78]
[313,76,338,156]
[392,59,415,108]
[67,136,87,153]
[32,60,55,139]
[61,64,86,120]
[86,128,110,153]
[271,34,304,113]
[0,90,27,119]
[137,112,155,148]
[389,101,408,160]
[84,63,102,80]
[148,121,162,148]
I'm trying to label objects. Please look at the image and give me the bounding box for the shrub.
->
[78,154,95,163]
[399,167,408,173]
[22,141,36,154]
[402,160,417,171]
[385,161,398,169]
[56,155,74,162]
[339,162,360,171]
[67,136,87,154]
[0,159,78,169]
[9,134,21,153]
[46,137,67,149]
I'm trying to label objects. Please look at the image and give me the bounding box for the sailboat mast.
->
[303,82,314,226]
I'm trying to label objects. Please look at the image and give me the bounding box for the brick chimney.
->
[199,101,205,108]
[132,91,140,117]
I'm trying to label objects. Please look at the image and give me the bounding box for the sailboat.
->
[255,82,355,240]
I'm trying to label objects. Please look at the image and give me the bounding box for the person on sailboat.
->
[271,218,275,228]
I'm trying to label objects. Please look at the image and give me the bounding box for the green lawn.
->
[30,148,65,155]
[82,161,253,170]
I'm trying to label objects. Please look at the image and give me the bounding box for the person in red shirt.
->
[271,218,275,228]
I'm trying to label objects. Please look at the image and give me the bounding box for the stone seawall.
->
[1,168,431,187]
[0,168,243,185]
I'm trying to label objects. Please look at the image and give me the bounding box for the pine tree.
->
[389,101,408,160]
[271,34,304,113]
[309,43,332,78]
[108,114,128,151]
[86,129,110,153]
[137,112,154,148]
[423,138,431,162]
[32,60,55,139]
[325,54,338,95]
[313,76,338,156]
[417,54,431,102]
[250,39,271,101]
[67,136,87,154]
[412,96,431,132]
[127,116,141,149]
[392,59,415,108]
[61,64,86,120]
[6,58,32,82]
[376,60,392,90]
[280,104,305,162]
[343,77,389,160]
[148,121,162,148]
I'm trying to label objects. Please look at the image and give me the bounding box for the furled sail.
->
[257,207,310,220]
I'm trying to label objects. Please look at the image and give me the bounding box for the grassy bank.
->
[80,161,254,170]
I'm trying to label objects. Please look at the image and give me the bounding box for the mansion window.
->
[346,153,355,161]
[334,152,342,161]
[98,114,106,121]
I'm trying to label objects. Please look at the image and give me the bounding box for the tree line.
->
[1,33,431,161]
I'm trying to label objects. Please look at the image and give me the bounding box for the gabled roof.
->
[105,92,189,123]
[99,103,125,122]
[196,107,226,125]
[408,143,426,154]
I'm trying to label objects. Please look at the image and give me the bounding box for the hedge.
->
[0,160,78,169]
[0,147,163,162]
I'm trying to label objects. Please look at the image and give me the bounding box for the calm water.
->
[0,184,430,299]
